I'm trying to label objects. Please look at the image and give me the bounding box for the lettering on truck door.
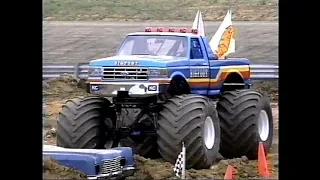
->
[188,37,210,95]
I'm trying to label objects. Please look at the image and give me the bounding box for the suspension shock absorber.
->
[152,112,158,129]
[114,105,124,129]
[112,106,125,146]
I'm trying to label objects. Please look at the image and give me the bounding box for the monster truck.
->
[43,145,136,179]
[56,27,273,169]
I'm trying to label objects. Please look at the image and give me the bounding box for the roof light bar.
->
[145,27,198,34]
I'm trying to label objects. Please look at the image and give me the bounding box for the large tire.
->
[157,94,220,169]
[217,90,273,159]
[119,109,159,158]
[57,96,116,149]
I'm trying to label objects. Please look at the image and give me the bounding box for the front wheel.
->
[157,94,221,169]
[56,96,116,149]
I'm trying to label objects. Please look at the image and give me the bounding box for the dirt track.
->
[43,21,278,65]
[43,77,278,179]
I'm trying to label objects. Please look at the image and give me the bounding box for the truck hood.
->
[43,145,135,175]
[89,55,189,67]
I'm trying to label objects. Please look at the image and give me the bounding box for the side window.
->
[190,38,204,59]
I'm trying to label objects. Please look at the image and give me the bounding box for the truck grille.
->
[100,156,122,175]
[103,67,148,80]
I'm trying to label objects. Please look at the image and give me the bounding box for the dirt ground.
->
[43,77,279,179]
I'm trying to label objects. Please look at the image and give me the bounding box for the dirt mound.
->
[254,81,278,102]
[43,158,87,179]
[130,155,277,179]
[43,76,88,98]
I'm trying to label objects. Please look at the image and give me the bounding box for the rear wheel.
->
[57,96,116,149]
[217,90,273,159]
[157,94,220,169]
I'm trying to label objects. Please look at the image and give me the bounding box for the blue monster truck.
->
[43,145,136,179]
[56,27,273,169]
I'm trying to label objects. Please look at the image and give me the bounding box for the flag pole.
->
[181,142,186,179]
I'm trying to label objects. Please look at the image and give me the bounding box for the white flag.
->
[192,10,205,36]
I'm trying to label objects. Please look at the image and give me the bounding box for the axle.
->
[110,127,157,146]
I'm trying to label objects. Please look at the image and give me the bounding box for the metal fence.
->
[42,63,278,80]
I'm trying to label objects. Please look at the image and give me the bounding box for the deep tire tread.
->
[217,90,273,159]
[57,96,114,149]
[157,94,220,169]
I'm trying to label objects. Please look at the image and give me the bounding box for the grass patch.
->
[43,0,278,21]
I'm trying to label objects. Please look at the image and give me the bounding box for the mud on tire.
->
[57,96,116,149]
[157,94,220,169]
[217,90,273,159]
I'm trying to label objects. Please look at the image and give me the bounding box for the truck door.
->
[188,37,210,95]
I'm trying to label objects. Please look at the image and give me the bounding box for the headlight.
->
[148,68,168,77]
[88,66,103,77]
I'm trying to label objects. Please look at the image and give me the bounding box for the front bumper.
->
[87,82,169,97]
[87,166,135,180]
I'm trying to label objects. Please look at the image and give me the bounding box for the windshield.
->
[117,35,188,57]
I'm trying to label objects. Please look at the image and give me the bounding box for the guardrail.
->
[42,63,278,80]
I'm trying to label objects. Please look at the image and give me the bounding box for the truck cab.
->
[87,27,251,99]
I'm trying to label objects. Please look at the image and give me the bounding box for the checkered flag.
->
[173,142,186,179]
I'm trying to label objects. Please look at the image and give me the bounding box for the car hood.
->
[89,55,189,67]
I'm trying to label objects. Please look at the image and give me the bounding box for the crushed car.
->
[43,145,136,179]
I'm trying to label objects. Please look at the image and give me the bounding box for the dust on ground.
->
[42,76,278,179]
